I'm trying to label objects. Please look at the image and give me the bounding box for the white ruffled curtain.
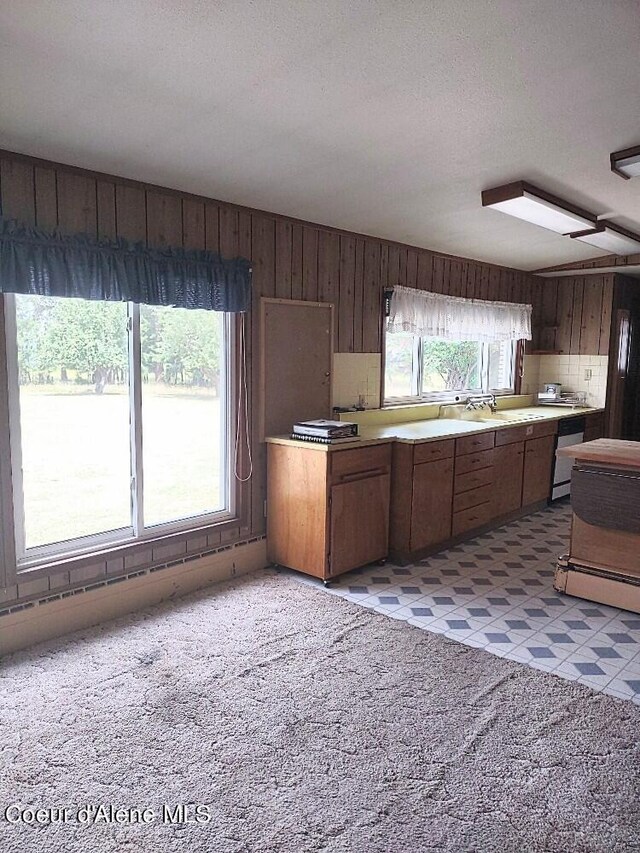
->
[387,286,532,342]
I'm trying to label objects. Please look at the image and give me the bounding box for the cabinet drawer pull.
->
[337,467,386,483]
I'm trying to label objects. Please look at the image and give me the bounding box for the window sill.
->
[13,515,244,581]
[382,390,516,409]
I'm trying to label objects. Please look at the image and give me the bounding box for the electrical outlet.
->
[584,368,593,380]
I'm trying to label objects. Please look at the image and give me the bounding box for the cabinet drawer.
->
[530,420,557,439]
[495,421,557,445]
[452,502,491,536]
[455,448,494,475]
[414,439,455,464]
[330,444,391,481]
[495,425,529,446]
[455,431,495,456]
[453,484,493,513]
[454,466,494,494]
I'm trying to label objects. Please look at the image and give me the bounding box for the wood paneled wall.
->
[0,152,535,352]
[528,274,614,356]
[0,150,537,549]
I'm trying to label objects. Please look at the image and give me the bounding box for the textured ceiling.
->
[1,0,640,270]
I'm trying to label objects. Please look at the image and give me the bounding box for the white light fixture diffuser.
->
[611,145,640,180]
[481,182,596,235]
[571,221,640,256]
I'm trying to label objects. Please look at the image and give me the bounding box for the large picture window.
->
[6,294,232,564]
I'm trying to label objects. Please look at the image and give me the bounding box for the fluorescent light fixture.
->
[611,145,640,180]
[481,181,596,235]
[570,221,640,256]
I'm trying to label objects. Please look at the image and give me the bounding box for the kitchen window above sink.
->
[383,287,530,406]
[384,333,517,404]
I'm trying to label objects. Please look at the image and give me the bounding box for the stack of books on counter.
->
[291,419,359,444]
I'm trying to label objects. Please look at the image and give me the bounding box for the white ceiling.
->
[1,0,640,271]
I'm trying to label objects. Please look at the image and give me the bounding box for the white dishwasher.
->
[552,415,586,500]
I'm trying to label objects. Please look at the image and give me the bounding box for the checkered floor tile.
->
[306,501,640,704]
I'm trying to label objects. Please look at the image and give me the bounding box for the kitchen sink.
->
[488,411,551,422]
[442,410,552,425]
[438,405,555,426]
[479,412,546,422]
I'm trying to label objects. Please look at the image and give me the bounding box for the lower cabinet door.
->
[491,442,525,517]
[522,435,555,505]
[410,457,454,551]
[329,474,390,576]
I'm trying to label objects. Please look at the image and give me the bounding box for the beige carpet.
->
[1,570,639,853]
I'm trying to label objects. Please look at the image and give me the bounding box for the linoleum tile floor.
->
[290,501,640,704]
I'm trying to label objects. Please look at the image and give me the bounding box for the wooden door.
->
[410,458,454,551]
[260,298,333,439]
[522,435,555,505]
[329,474,390,576]
[491,442,525,517]
[607,308,631,439]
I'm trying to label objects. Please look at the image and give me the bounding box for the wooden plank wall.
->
[528,274,614,356]
[0,151,537,549]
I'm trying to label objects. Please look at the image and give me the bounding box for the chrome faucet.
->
[465,394,497,413]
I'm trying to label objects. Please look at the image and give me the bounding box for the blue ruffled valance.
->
[0,217,251,311]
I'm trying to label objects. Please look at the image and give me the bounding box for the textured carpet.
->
[1,570,639,853]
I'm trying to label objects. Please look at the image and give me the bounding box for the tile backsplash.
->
[334,351,608,415]
[332,353,381,410]
[522,354,608,408]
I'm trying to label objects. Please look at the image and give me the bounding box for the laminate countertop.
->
[358,406,603,444]
[557,438,640,470]
[265,435,394,451]
[266,406,603,449]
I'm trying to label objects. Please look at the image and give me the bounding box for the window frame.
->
[383,330,518,406]
[0,297,16,590]
[4,294,237,570]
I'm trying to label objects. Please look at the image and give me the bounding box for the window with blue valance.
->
[0,216,251,312]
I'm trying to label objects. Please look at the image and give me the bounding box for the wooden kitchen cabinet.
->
[452,502,492,537]
[389,420,562,561]
[492,442,525,516]
[583,411,605,443]
[522,434,556,506]
[267,440,392,582]
[330,474,391,574]
[410,457,454,551]
[452,435,495,537]
[390,440,454,556]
